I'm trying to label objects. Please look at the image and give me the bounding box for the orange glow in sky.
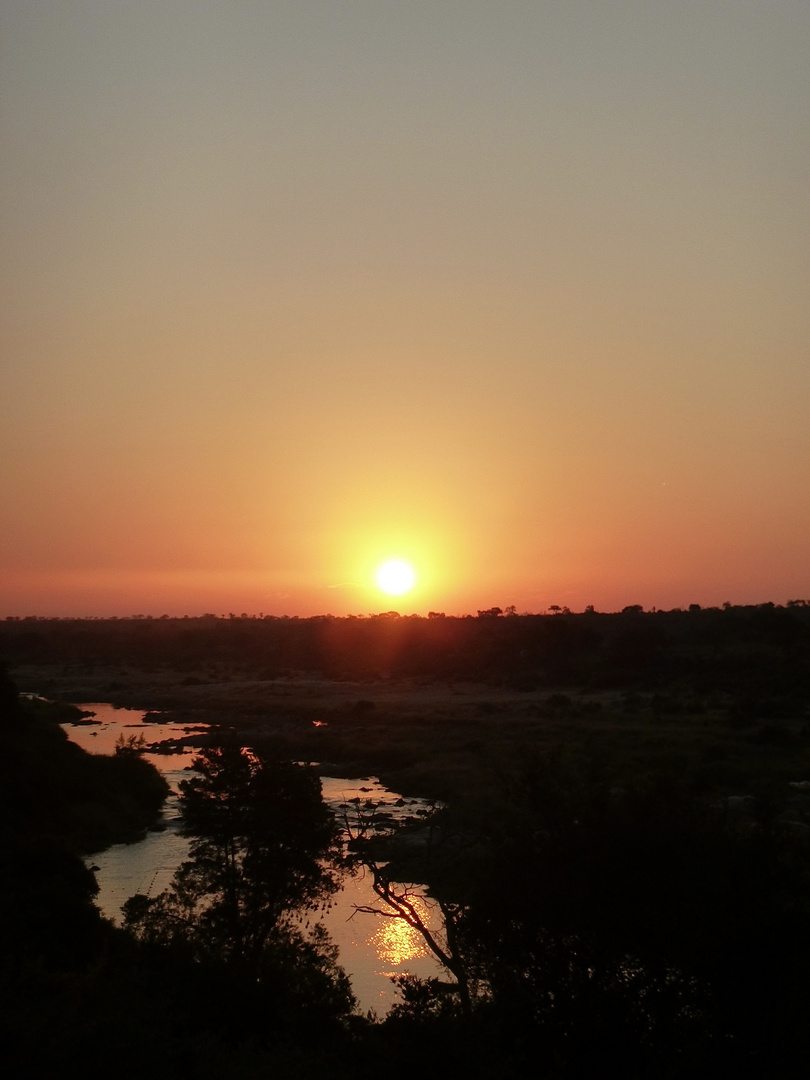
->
[1,4,808,616]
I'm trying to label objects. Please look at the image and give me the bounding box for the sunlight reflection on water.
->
[370,896,433,965]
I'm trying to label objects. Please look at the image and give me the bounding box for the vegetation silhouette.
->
[362,760,810,1077]
[5,599,810,1076]
[0,663,167,975]
[123,741,354,1020]
[4,603,809,703]
[1,680,360,1075]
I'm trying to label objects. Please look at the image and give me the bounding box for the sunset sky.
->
[2,1,809,617]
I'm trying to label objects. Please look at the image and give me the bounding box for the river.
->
[63,702,445,1015]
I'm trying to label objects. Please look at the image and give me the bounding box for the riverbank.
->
[3,687,170,854]
[14,660,810,816]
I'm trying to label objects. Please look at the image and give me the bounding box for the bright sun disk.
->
[376,560,416,595]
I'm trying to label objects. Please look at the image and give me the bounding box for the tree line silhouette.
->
[3,603,809,702]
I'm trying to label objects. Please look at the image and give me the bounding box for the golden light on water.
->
[370,896,433,965]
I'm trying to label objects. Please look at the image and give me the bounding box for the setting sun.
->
[376,560,416,596]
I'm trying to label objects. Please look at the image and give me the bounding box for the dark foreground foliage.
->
[363,761,810,1078]
[0,663,168,977]
[0,672,361,1076]
[5,649,810,1077]
[123,743,344,964]
[122,742,357,1034]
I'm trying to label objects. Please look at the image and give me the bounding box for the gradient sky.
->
[2,1,809,617]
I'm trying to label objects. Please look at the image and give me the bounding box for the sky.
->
[2,1,809,617]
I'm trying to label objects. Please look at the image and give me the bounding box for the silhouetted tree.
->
[373,765,810,1074]
[477,607,503,619]
[124,743,346,973]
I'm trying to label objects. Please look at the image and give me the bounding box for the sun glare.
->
[376,559,416,596]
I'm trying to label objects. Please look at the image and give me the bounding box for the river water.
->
[63,703,445,1015]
